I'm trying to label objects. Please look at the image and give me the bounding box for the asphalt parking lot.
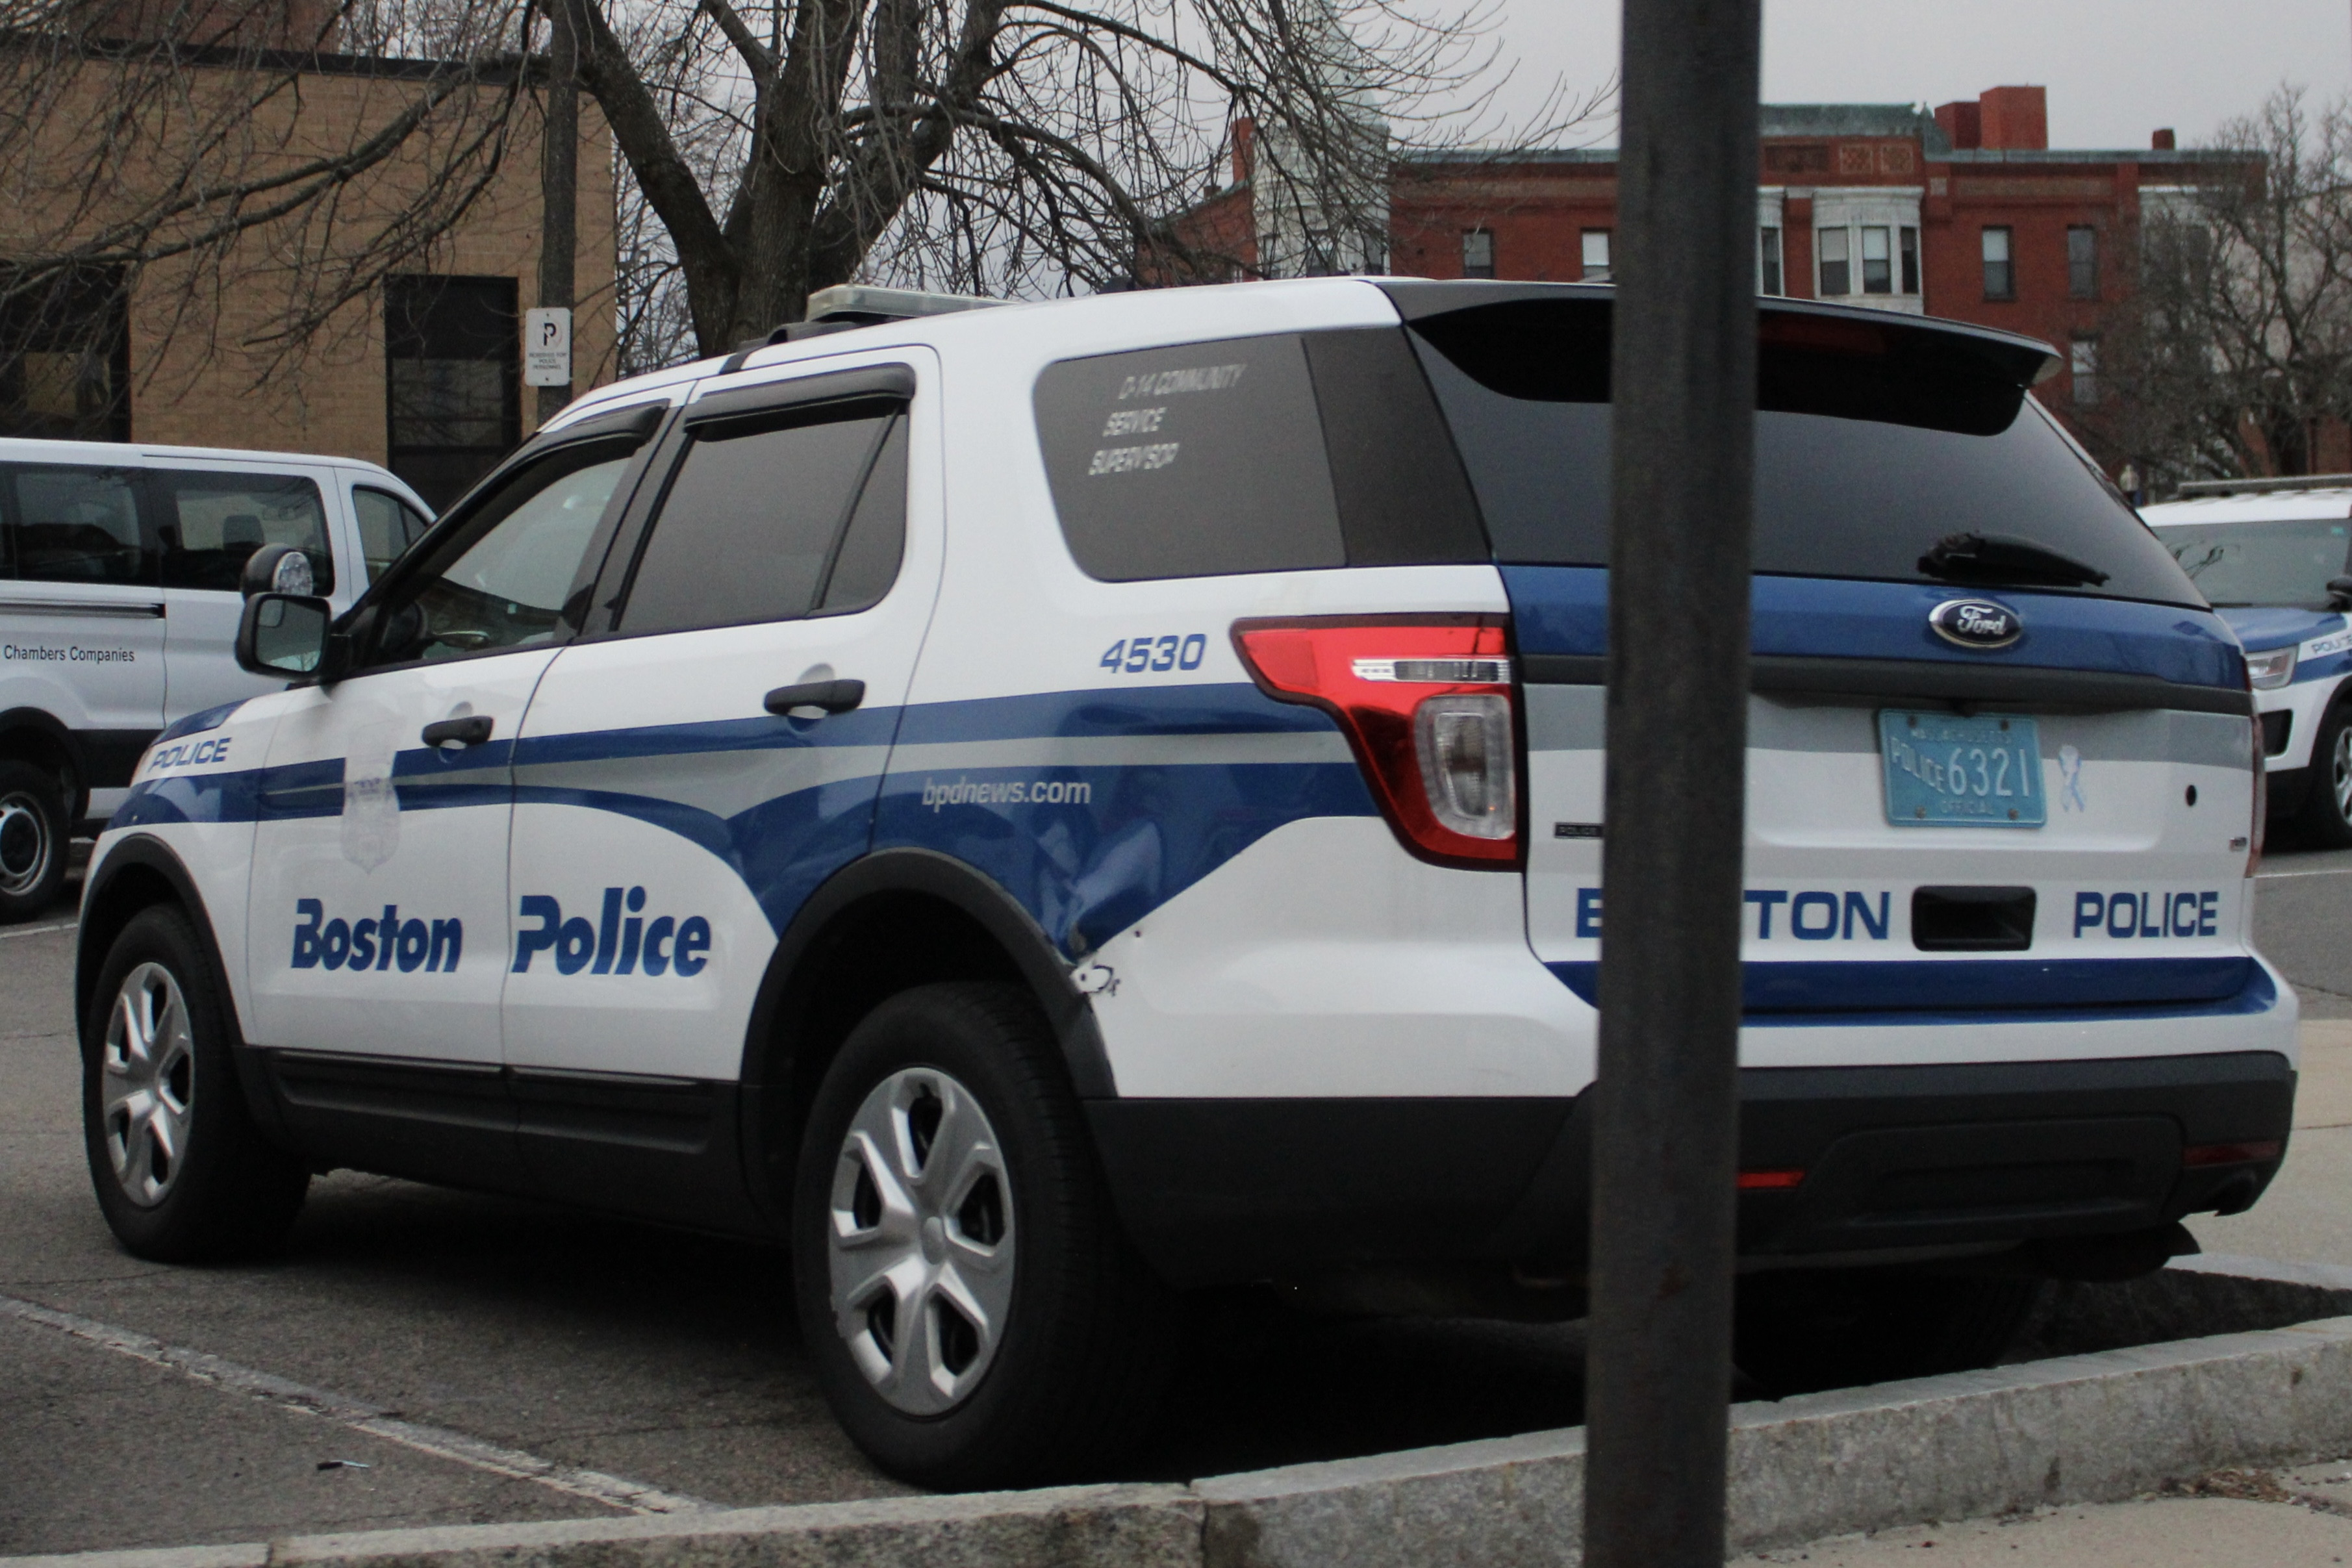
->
[6,841,2352,1557]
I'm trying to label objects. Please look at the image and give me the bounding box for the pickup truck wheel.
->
[1733,1269,2042,1397]
[2297,703,2352,848]
[83,905,309,1260]
[793,981,1177,1489]
[0,760,68,922]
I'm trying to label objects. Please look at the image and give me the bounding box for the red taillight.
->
[2184,1140,2282,1167]
[1233,616,1518,868]
[1736,1169,1806,1191]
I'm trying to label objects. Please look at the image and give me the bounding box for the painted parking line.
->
[0,920,76,940]
[0,1292,713,1515]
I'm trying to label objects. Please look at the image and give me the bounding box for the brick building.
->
[1181,86,2257,456]
[0,18,616,508]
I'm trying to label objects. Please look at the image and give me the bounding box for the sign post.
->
[1584,1,1762,1565]
[533,0,579,419]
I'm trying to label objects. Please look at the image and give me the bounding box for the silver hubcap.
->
[102,963,194,1207]
[827,1067,1014,1415]
[0,790,52,899]
[2333,726,2352,821]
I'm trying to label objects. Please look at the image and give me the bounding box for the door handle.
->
[421,715,495,748]
[765,679,865,716]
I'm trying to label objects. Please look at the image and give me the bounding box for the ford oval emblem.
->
[1929,598,2023,650]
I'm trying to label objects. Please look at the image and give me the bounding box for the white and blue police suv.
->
[75,279,2295,1486]
[2142,482,2352,845]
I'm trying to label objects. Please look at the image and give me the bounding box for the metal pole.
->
[535,0,579,427]
[1584,0,1760,1564]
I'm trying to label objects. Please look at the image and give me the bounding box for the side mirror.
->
[236,593,334,678]
[242,542,315,598]
[2330,576,2352,610]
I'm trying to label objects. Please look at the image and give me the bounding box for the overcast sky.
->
[1480,0,2352,151]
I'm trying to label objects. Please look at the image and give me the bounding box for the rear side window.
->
[1033,331,1483,581]
[1405,297,2203,607]
[0,464,147,584]
[1035,335,1343,580]
[354,487,433,583]
[155,470,333,593]
[617,407,901,636]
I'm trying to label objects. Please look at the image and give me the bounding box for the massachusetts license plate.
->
[1878,711,2046,828]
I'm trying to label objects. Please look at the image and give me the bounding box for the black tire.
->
[792,981,1178,1489]
[2299,702,2352,848]
[0,759,70,922]
[82,905,309,1261]
[1733,1269,2043,1397]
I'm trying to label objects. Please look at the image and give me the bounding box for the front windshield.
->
[2161,517,2351,607]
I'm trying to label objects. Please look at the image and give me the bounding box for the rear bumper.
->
[1089,1050,2294,1288]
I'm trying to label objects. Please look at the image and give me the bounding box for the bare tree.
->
[2089,84,2352,486]
[577,0,1574,360]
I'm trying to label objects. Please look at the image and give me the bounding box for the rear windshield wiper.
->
[1918,531,2110,589]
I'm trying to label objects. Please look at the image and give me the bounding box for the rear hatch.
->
[1391,287,2262,1027]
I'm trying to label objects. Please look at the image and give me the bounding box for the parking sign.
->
[524,307,572,387]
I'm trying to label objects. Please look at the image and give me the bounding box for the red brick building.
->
[1178,86,2257,455]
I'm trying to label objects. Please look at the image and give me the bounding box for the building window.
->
[0,265,131,442]
[2070,337,2099,406]
[1982,227,2015,299]
[2068,226,2099,299]
[1462,229,1495,279]
[1900,227,1920,294]
[1861,227,1893,294]
[386,275,521,512]
[1817,228,1851,295]
[1580,229,1612,283]
[1759,227,1783,295]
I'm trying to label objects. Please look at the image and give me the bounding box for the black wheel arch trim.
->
[742,846,1114,1100]
[75,833,286,1137]
[0,705,92,813]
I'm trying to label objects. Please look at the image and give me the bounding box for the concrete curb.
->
[19,1265,2352,1568]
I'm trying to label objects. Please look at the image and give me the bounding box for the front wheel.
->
[792,982,1176,1489]
[82,905,309,1260]
[2298,703,2352,847]
[0,760,69,922]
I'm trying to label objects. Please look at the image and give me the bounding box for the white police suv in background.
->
[2142,479,2352,844]
[74,280,2295,1488]
[0,438,429,918]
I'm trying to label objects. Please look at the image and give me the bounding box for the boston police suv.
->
[75,279,2294,1487]
[2142,479,2352,844]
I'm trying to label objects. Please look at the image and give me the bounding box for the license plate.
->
[1878,711,2045,828]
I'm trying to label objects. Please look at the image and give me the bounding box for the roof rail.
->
[767,285,1006,345]
[2174,473,2352,498]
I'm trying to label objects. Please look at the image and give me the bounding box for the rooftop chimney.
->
[1230,118,1256,186]
[1934,100,1982,150]
[1977,86,2049,151]
[2152,128,2177,151]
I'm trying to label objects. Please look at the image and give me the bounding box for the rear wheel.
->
[792,982,1176,1488]
[82,905,309,1260]
[0,760,69,922]
[2298,703,2352,847]
[1733,1269,2042,1397]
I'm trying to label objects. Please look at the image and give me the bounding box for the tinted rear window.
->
[1033,331,1484,581]
[1407,298,2202,607]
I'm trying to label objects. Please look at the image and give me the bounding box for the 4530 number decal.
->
[1100,633,1207,675]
